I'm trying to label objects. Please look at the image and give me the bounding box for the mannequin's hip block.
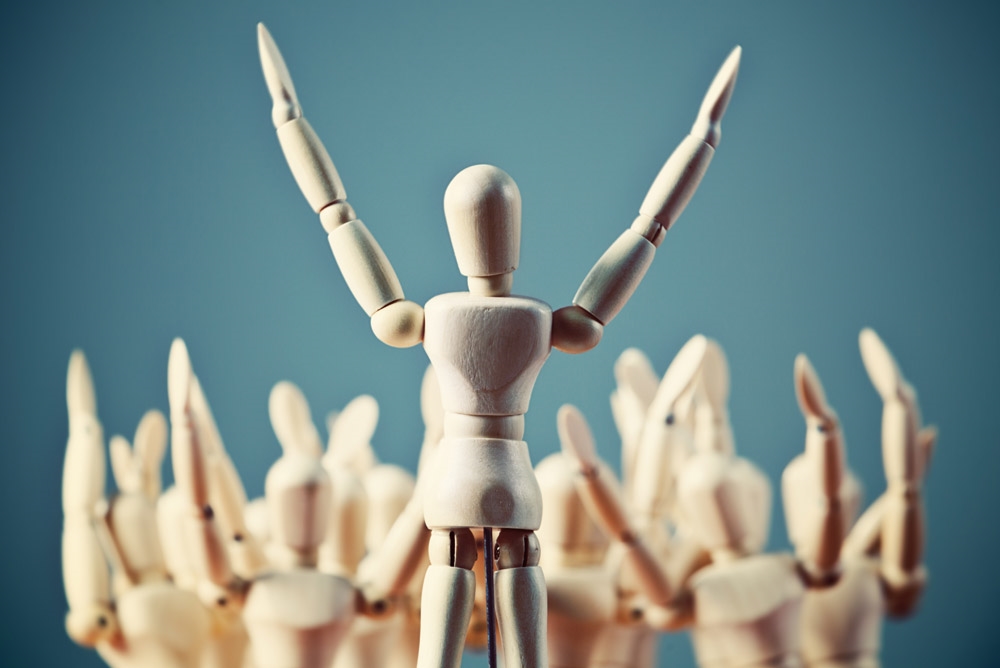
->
[423,437,543,530]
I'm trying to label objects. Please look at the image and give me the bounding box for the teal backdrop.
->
[2,1,997,665]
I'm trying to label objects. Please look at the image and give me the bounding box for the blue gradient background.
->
[2,1,997,665]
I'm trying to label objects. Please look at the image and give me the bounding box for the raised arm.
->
[348,370,441,614]
[628,335,706,531]
[317,394,372,579]
[691,339,736,456]
[325,394,380,477]
[782,354,853,586]
[558,404,673,609]
[62,351,120,646]
[552,47,741,353]
[167,339,244,609]
[842,425,936,560]
[257,23,423,348]
[130,409,168,503]
[609,347,660,499]
[189,374,267,580]
[859,328,931,616]
[105,413,170,591]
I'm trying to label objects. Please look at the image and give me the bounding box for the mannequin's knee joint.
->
[495,529,540,569]
[429,528,478,569]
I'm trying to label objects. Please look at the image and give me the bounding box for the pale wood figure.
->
[666,343,808,668]
[675,344,857,668]
[158,368,269,668]
[170,340,349,668]
[384,365,446,668]
[548,336,711,667]
[257,21,740,668]
[534,451,616,668]
[325,390,436,668]
[324,394,399,668]
[61,350,213,667]
[189,373,269,582]
[564,338,860,668]
[560,405,678,668]
[157,483,254,668]
[408,367,497,660]
[793,328,935,668]
[168,339,429,668]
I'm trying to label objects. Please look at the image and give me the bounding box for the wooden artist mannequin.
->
[384,365,444,668]
[176,342,362,667]
[318,395,371,581]
[168,339,430,668]
[156,488,252,668]
[677,343,867,668]
[665,344,845,668]
[563,338,861,668]
[61,351,213,667]
[534,452,616,668]
[325,391,438,668]
[555,336,714,668]
[548,336,712,668]
[158,366,268,668]
[793,329,935,668]
[324,394,399,668]
[233,397,370,578]
[257,21,740,668]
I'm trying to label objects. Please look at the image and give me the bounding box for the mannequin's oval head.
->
[443,165,521,287]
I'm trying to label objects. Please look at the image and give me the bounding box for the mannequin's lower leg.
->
[416,528,477,668]
[495,529,548,668]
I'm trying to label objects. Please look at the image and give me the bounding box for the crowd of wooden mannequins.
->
[59,22,933,668]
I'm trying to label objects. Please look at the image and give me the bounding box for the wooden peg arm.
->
[843,426,937,561]
[132,409,167,502]
[356,401,436,611]
[355,491,431,616]
[558,405,673,607]
[609,348,659,496]
[416,364,445,479]
[167,340,241,604]
[859,328,929,613]
[207,457,268,578]
[63,516,118,646]
[629,413,679,530]
[787,354,848,584]
[878,396,927,615]
[628,336,707,524]
[257,24,422,348]
[62,351,119,646]
[798,427,848,584]
[564,47,742,333]
[842,495,885,561]
[186,375,266,578]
